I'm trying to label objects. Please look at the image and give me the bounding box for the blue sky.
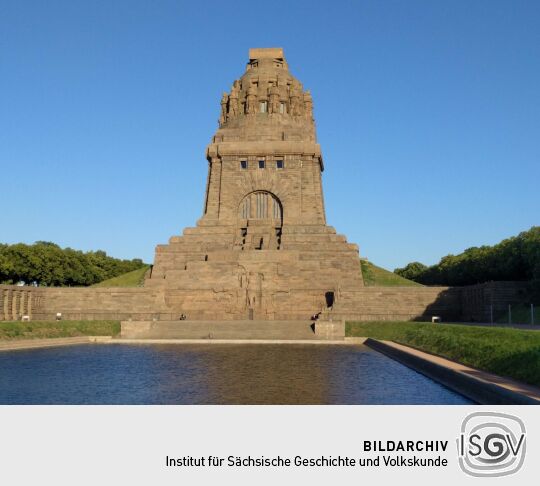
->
[1,0,539,270]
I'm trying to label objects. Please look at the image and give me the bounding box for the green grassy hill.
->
[92,265,150,288]
[361,259,422,287]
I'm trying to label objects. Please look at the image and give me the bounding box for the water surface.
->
[0,344,472,404]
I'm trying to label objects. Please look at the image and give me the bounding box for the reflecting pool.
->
[0,344,472,404]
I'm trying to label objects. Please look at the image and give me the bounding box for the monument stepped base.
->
[120,320,344,341]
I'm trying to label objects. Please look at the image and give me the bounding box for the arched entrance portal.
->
[236,191,282,250]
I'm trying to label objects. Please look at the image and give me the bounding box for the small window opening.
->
[258,160,265,169]
[259,101,267,113]
[240,160,248,169]
[276,160,284,169]
[325,291,335,308]
[204,255,208,262]
[256,237,263,250]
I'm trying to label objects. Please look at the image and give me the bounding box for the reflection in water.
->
[0,344,472,404]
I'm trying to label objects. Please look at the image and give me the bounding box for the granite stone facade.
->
[144,48,364,320]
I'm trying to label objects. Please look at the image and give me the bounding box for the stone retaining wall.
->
[0,281,530,322]
[460,281,529,322]
[0,286,165,321]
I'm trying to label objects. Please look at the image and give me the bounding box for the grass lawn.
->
[92,265,150,287]
[360,260,421,287]
[0,321,121,340]
[346,321,540,387]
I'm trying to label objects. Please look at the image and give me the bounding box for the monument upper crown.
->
[217,48,314,130]
[247,47,288,70]
[249,47,284,61]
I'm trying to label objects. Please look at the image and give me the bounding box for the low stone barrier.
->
[364,338,540,405]
[120,320,337,341]
[0,336,112,352]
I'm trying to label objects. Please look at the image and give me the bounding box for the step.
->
[120,320,344,341]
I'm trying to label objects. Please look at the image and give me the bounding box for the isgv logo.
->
[457,412,526,477]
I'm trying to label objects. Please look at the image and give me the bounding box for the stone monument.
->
[1,49,510,325]
[144,48,364,320]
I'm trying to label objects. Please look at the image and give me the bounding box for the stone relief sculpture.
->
[220,93,229,125]
[289,85,303,116]
[246,85,258,114]
[228,82,239,118]
[245,272,264,311]
[219,75,312,123]
[268,84,280,114]
[303,90,313,120]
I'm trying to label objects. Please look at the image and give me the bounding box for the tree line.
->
[0,241,146,287]
[394,226,540,286]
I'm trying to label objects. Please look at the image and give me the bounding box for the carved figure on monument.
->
[268,84,280,114]
[303,91,313,120]
[245,272,255,309]
[245,272,264,315]
[246,85,258,115]
[220,93,229,125]
[289,85,303,116]
[228,82,239,119]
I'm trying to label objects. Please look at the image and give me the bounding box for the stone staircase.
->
[120,320,344,341]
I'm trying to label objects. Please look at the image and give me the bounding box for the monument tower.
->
[145,48,364,320]
[0,48,478,326]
